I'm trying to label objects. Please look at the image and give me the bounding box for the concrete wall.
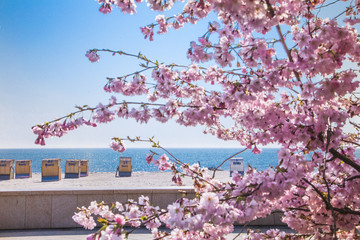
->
[0,188,285,230]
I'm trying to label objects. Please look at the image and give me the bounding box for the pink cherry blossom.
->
[114,214,126,225]
[85,50,100,63]
[140,26,154,41]
[110,140,126,152]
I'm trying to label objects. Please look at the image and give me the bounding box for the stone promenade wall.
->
[0,187,285,230]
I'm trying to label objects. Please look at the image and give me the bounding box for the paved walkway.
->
[0,226,294,240]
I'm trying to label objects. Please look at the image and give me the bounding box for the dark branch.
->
[330,148,360,173]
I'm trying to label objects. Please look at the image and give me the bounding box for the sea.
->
[0,148,359,173]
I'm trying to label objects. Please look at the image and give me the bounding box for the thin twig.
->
[315,0,341,9]
[341,139,360,147]
[232,219,256,240]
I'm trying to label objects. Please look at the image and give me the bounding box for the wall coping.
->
[0,186,194,196]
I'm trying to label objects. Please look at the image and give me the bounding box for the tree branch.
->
[329,148,360,173]
[264,0,302,83]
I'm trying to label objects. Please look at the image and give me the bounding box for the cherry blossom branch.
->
[264,0,302,84]
[341,139,360,147]
[316,0,342,9]
[34,101,215,128]
[287,207,310,212]
[303,176,360,217]
[329,148,360,172]
[92,49,158,65]
[302,178,332,211]
[332,207,360,216]
[223,182,263,201]
[323,124,338,239]
[101,48,255,81]
[350,121,360,129]
[346,175,360,181]
[33,106,96,127]
[276,25,302,83]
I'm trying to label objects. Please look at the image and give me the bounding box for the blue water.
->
[0,148,281,173]
[0,148,358,173]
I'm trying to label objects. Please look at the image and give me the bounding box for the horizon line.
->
[0,146,281,150]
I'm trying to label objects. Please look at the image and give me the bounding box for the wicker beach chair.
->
[65,159,81,178]
[15,160,32,178]
[80,159,89,177]
[115,157,132,177]
[41,159,61,182]
[0,159,15,180]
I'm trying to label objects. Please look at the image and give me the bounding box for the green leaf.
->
[97,217,108,224]
[236,196,246,203]
[140,215,148,221]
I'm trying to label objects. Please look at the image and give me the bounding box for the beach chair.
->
[229,157,244,177]
[15,160,32,178]
[65,159,81,178]
[115,157,132,177]
[0,159,15,180]
[41,159,61,182]
[80,159,89,177]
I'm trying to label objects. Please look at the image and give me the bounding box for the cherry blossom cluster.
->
[33,116,97,146]
[110,138,126,152]
[34,0,360,238]
[145,153,173,171]
[97,0,138,15]
[85,50,100,63]
[73,197,162,239]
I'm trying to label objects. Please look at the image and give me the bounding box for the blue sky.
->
[0,0,247,149]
